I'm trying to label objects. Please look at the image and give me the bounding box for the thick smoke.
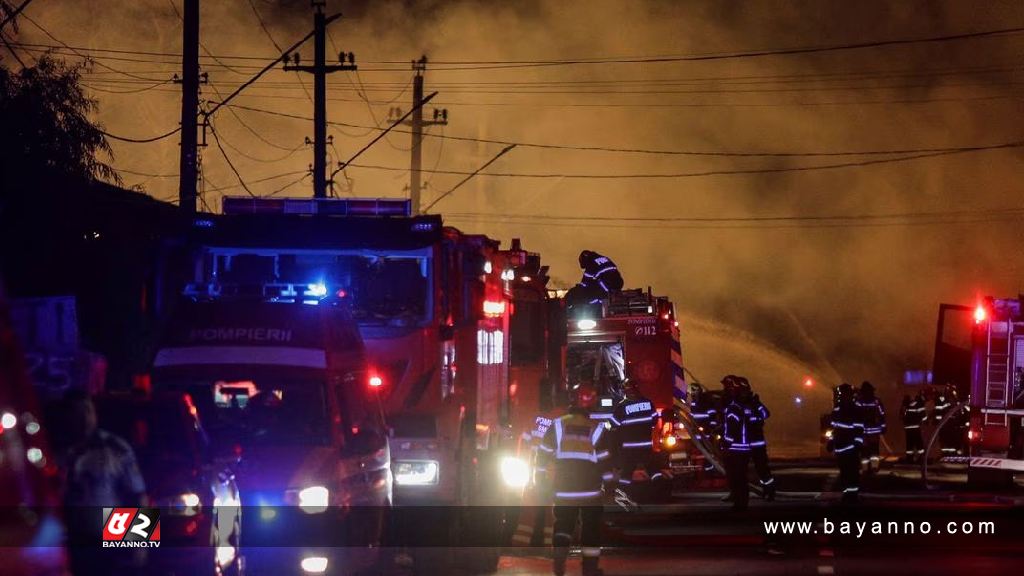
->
[14,1,1024,437]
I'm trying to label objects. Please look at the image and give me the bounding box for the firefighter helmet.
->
[837,382,855,400]
[573,383,599,410]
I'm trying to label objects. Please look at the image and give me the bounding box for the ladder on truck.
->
[983,319,1012,427]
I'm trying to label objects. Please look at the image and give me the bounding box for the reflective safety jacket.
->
[689,395,719,439]
[722,396,769,451]
[932,393,952,424]
[611,396,657,451]
[829,402,865,453]
[856,396,887,436]
[579,252,624,295]
[538,410,613,502]
[901,395,927,429]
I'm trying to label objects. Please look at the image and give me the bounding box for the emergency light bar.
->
[222,196,412,217]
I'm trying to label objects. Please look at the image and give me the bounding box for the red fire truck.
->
[561,288,705,484]
[965,296,1024,486]
[169,197,535,571]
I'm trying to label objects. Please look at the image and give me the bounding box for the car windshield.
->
[200,249,431,326]
[165,377,331,448]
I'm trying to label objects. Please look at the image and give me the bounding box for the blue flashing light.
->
[306,283,327,298]
[193,218,215,228]
[794,396,803,405]
[411,222,435,232]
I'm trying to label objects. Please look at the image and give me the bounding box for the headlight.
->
[500,457,530,489]
[824,429,833,440]
[663,435,678,448]
[298,486,329,513]
[300,556,329,573]
[577,319,597,330]
[394,460,439,485]
[165,492,201,516]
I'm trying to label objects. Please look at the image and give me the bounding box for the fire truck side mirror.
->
[439,324,455,341]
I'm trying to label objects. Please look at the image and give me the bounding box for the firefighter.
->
[721,376,774,510]
[900,392,927,463]
[741,378,776,501]
[610,378,658,496]
[689,382,719,438]
[689,382,718,472]
[856,381,886,473]
[829,383,865,503]
[934,383,959,458]
[537,384,613,576]
[578,250,624,295]
[566,250,623,312]
[719,375,740,503]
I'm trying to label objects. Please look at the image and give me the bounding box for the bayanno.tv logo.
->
[101,507,161,548]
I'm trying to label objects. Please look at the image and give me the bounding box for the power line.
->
[12,24,1024,70]
[101,127,182,143]
[447,206,1024,224]
[422,144,516,213]
[207,119,255,197]
[351,141,1024,179]
[221,101,1024,158]
[19,12,166,82]
[379,26,1024,71]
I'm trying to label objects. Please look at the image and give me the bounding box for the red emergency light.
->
[482,300,506,317]
[369,375,383,388]
[974,304,987,324]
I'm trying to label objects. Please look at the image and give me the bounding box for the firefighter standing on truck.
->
[900,392,927,463]
[610,378,658,496]
[537,384,613,576]
[566,250,624,310]
[829,383,864,503]
[856,381,886,473]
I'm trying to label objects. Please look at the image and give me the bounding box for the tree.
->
[1,54,120,191]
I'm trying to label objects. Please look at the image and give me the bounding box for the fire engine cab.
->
[967,296,1024,485]
[165,196,531,572]
[563,288,704,481]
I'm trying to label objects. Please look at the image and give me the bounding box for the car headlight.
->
[298,485,329,513]
[165,492,201,516]
[500,456,530,489]
[394,460,439,485]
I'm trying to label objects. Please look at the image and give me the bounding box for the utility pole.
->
[391,56,448,215]
[284,1,355,199]
[177,0,199,213]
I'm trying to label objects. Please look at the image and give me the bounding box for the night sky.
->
[5,0,1024,411]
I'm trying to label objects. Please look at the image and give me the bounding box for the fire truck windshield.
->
[199,248,431,326]
[165,377,331,448]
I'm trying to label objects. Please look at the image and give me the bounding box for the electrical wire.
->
[207,119,255,197]
[217,101,1024,157]
[101,127,181,143]
[352,141,1024,180]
